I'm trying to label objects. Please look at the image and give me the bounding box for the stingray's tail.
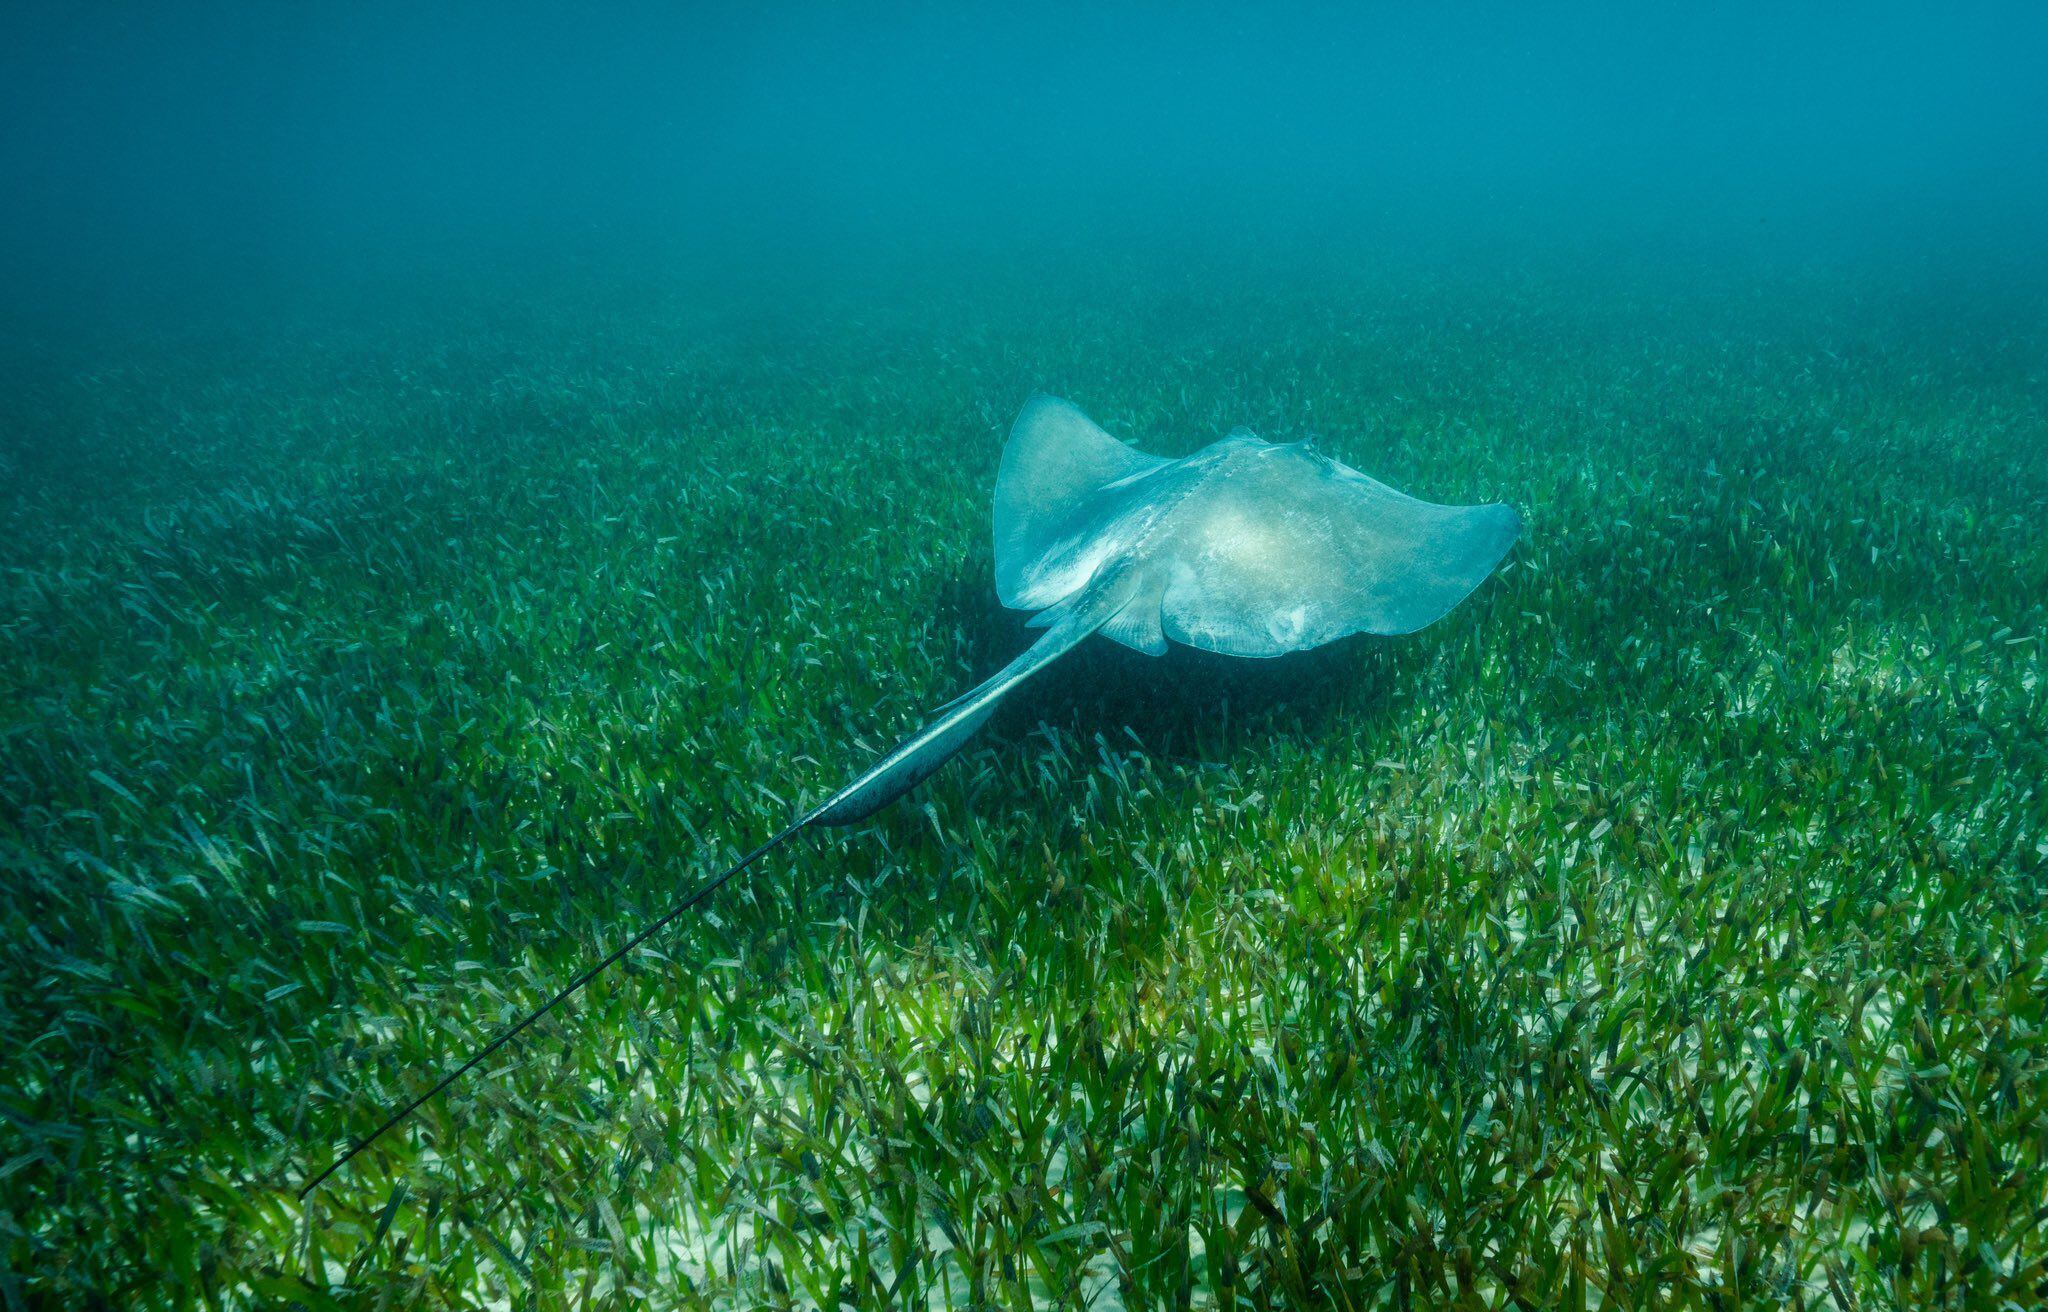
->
[296,817,805,1198]
[809,566,1138,825]
[297,566,1144,1198]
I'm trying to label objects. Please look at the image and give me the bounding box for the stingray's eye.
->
[1286,436,1330,466]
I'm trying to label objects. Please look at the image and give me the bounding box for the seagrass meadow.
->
[3,257,2047,1309]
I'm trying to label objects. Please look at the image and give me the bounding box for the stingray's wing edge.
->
[1159,452,1522,656]
[992,396,1167,607]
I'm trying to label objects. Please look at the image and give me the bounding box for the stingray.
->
[300,395,1520,1194]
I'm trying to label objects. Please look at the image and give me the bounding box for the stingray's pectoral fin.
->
[807,565,1147,826]
[1095,567,1168,655]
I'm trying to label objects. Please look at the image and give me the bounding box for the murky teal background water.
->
[3,2,2044,340]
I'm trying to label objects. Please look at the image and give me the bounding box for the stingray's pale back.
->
[993,395,1520,656]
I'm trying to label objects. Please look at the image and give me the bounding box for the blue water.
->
[4,2,2044,336]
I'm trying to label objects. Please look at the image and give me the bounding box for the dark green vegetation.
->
[3,261,2046,1309]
